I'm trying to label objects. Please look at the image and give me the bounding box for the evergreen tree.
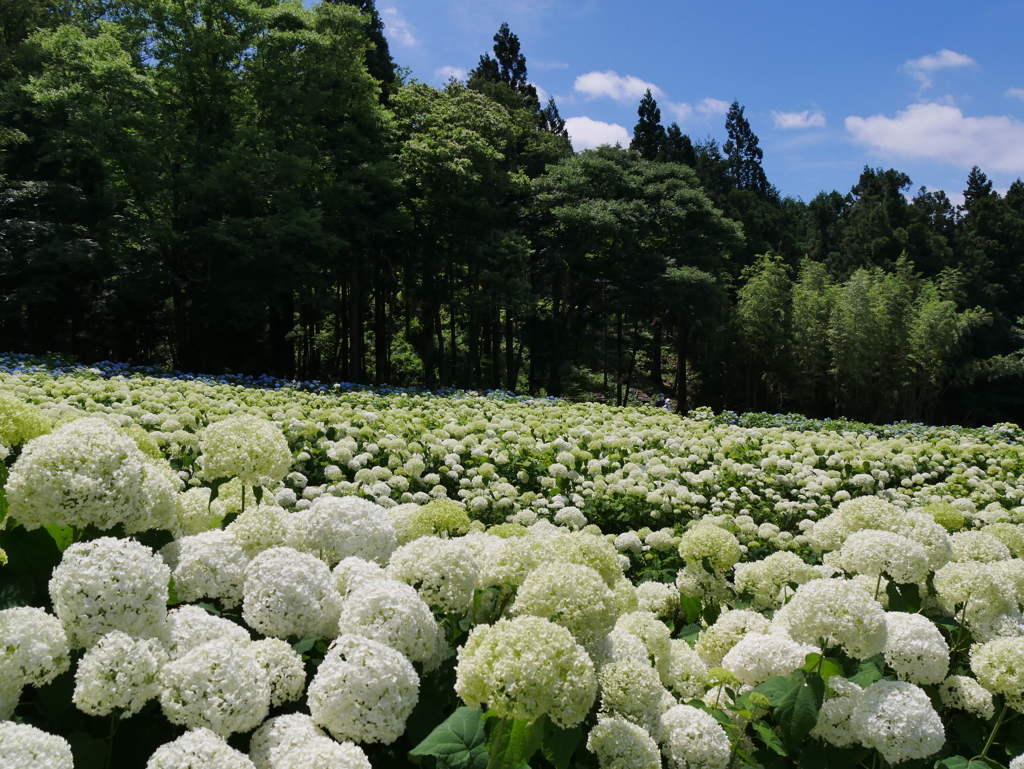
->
[468,22,540,113]
[659,123,696,165]
[630,89,665,161]
[723,101,769,195]
[539,96,568,138]
[328,0,398,96]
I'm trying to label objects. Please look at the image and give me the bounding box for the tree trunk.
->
[674,317,689,414]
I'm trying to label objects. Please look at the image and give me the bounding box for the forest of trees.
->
[3,0,1024,424]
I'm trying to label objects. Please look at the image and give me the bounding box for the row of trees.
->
[2,0,1024,423]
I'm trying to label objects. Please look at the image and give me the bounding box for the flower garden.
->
[2,355,1024,768]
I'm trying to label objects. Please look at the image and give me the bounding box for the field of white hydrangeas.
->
[2,356,1024,769]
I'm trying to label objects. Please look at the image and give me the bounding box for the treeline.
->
[2,0,1024,424]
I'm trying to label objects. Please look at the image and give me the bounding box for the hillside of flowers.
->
[2,355,1024,768]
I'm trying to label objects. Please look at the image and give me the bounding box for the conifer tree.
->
[630,89,665,161]
[723,101,769,195]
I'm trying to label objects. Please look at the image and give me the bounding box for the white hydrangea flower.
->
[251,638,306,707]
[933,561,1016,624]
[1011,755,1024,769]
[73,631,166,717]
[0,722,73,769]
[0,607,69,692]
[226,503,290,555]
[971,636,1024,708]
[337,579,443,671]
[307,634,420,745]
[695,609,771,667]
[635,581,680,619]
[598,659,670,740]
[7,417,176,533]
[547,530,624,587]
[456,616,597,728]
[510,561,619,644]
[159,638,270,737]
[850,680,945,764]
[248,714,327,769]
[659,704,730,769]
[146,727,255,769]
[287,495,396,566]
[586,715,661,769]
[771,579,887,660]
[243,547,341,639]
[333,556,387,597]
[836,529,931,584]
[939,675,995,720]
[586,628,652,670]
[275,737,371,769]
[812,676,865,748]
[475,533,553,588]
[721,633,817,687]
[951,531,1012,563]
[614,532,643,554]
[385,537,479,615]
[615,612,673,675]
[0,677,21,721]
[677,524,742,572]
[664,638,709,701]
[174,487,227,537]
[982,523,1024,558]
[198,414,291,485]
[733,551,819,610]
[49,537,169,649]
[161,604,251,660]
[882,612,949,685]
[161,530,249,609]
[553,506,588,530]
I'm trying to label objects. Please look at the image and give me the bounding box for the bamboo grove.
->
[2,0,1024,424]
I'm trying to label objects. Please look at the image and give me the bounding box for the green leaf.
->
[885,580,922,613]
[43,524,74,552]
[802,653,844,684]
[679,594,701,625]
[796,741,869,768]
[771,670,824,754]
[253,485,264,505]
[935,758,1004,769]
[849,656,886,689]
[67,731,108,769]
[208,477,229,507]
[486,714,545,769]
[751,721,787,756]
[541,719,583,769]
[409,707,489,769]
[292,636,317,654]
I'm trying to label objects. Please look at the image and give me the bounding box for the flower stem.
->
[978,700,1009,760]
[485,717,507,769]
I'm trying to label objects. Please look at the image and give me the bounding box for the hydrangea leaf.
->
[848,656,886,689]
[485,714,545,769]
[935,758,1005,769]
[409,706,489,769]
[885,580,922,613]
[766,670,824,754]
[751,721,787,756]
[796,741,869,768]
[44,524,73,552]
[541,718,583,769]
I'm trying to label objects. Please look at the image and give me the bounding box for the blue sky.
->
[376,0,1024,205]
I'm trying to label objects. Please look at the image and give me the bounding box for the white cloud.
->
[573,71,662,103]
[665,98,729,124]
[846,103,1024,173]
[434,66,468,83]
[532,83,550,104]
[772,110,826,129]
[1007,88,1024,101]
[381,6,417,47]
[564,117,630,151]
[903,49,976,89]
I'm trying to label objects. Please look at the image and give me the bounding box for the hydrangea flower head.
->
[771,578,887,659]
[0,722,73,769]
[386,537,478,615]
[510,561,619,643]
[243,546,341,639]
[288,495,396,566]
[0,607,69,691]
[586,715,661,769]
[49,537,170,649]
[73,631,166,717]
[849,680,944,764]
[248,714,327,769]
[971,636,1024,708]
[198,414,291,485]
[659,704,730,769]
[882,612,949,685]
[8,417,176,533]
[146,728,255,769]
[307,634,420,745]
[161,530,249,609]
[158,638,270,737]
[456,616,597,728]
[677,524,742,572]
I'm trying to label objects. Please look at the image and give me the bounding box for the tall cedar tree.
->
[631,89,665,161]
[723,101,769,195]
[327,0,398,96]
